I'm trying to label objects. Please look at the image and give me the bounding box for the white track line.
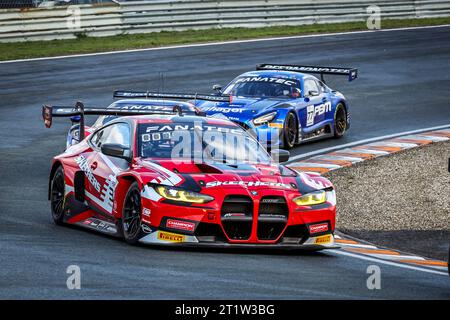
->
[1,25,450,64]
[287,124,450,163]
[329,250,448,276]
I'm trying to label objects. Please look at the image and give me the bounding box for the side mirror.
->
[101,143,132,162]
[271,149,290,163]
[212,84,222,93]
[308,90,319,97]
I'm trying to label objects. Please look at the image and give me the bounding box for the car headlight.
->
[293,190,326,206]
[155,185,214,203]
[253,112,277,125]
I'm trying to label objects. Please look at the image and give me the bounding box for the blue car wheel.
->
[283,112,298,149]
[334,103,347,138]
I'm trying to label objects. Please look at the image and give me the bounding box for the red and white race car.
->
[43,98,337,250]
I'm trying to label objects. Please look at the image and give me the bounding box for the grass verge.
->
[1,17,450,61]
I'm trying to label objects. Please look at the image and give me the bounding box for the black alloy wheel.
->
[122,182,144,244]
[50,166,66,225]
[283,112,298,149]
[334,103,347,138]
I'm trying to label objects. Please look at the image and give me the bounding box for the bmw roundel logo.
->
[251,191,258,196]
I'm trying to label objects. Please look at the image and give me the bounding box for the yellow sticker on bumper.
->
[268,123,283,128]
[157,231,185,243]
[314,234,332,245]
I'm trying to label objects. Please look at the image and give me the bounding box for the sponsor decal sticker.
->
[143,207,151,217]
[308,223,329,234]
[81,218,116,233]
[314,234,332,244]
[268,123,283,128]
[306,102,332,126]
[157,231,185,243]
[299,172,330,189]
[201,106,245,114]
[205,180,294,189]
[166,219,195,232]
[235,76,297,87]
[261,64,352,74]
[75,155,101,192]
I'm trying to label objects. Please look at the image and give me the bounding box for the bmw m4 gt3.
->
[43,102,337,250]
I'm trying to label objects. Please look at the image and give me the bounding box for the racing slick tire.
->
[283,112,298,149]
[121,182,144,245]
[333,103,347,138]
[50,166,66,226]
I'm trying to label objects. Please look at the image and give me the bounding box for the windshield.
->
[222,76,301,98]
[137,122,272,164]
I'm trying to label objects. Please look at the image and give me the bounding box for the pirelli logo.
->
[314,234,332,245]
[157,231,185,243]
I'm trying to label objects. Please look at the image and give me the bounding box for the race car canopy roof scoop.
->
[42,101,192,141]
[113,90,231,103]
[256,64,358,82]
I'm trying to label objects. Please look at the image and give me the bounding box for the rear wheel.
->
[122,182,143,244]
[283,112,298,149]
[50,166,66,225]
[333,103,347,138]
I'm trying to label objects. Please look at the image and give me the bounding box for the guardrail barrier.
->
[1,0,450,42]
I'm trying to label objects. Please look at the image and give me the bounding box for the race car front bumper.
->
[138,227,338,251]
[140,181,336,250]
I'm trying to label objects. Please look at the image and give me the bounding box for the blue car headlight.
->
[253,112,277,125]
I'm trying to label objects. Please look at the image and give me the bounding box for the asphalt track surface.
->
[1,26,450,299]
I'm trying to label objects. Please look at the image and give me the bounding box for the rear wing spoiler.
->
[256,64,358,82]
[42,101,195,141]
[113,90,231,103]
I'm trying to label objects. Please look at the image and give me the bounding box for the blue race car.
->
[196,64,358,149]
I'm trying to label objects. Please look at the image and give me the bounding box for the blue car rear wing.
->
[256,64,358,82]
[113,90,231,103]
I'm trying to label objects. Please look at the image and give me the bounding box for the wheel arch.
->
[113,174,141,219]
[333,100,349,138]
[335,99,347,113]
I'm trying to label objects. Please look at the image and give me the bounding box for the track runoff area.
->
[289,127,450,275]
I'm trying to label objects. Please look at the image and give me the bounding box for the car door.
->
[302,78,331,129]
[88,122,132,215]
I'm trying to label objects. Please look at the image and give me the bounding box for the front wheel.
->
[122,182,144,245]
[333,103,347,138]
[50,166,66,225]
[283,112,298,149]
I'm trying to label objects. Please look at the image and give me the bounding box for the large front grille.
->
[257,196,288,240]
[221,195,253,240]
